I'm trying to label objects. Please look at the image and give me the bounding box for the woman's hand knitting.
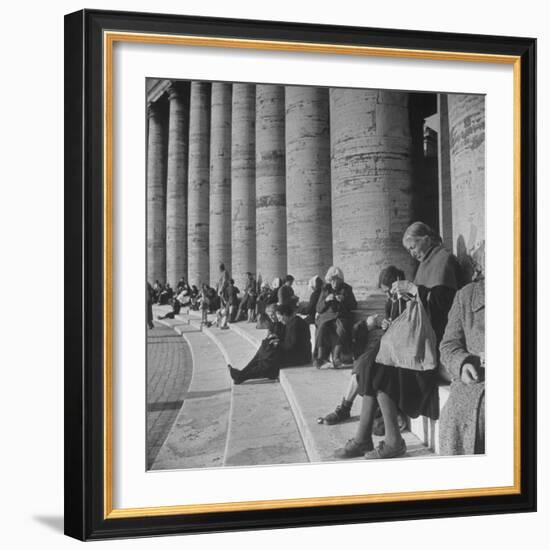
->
[391,280,418,297]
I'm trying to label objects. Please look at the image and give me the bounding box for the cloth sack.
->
[375,297,437,371]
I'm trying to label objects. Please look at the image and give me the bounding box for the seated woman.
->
[236,272,257,323]
[189,285,200,310]
[199,284,219,326]
[157,295,182,320]
[175,285,191,308]
[277,274,299,309]
[335,221,461,459]
[313,266,357,368]
[255,281,273,329]
[319,266,406,425]
[228,304,312,384]
[158,283,174,305]
[255,277,281,330]
[296,275,323,325]
[228,321,285,384]
[176,277,188,293]
[439,243,485,455]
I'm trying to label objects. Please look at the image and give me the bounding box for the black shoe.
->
[322,398,352,425]
[313,357,324,369]
[227,364,243,384]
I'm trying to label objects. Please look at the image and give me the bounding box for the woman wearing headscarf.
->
[255,280,272,330]
[439,242,485,455]
[236,272,257,323]
[336,222,461,459]
[313,266,357,368]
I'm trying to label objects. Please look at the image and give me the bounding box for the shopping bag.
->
[375,297,437,371]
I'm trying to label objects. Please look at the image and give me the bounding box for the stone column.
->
[187,82,211,287]
[448,94,485,278]
[330,89,415,297]
[255,85,287,284]
[146,98,168,284]
[285,86,332,298]
[437,93,453,251]
[209,83,233,286]
[165,82,190,288]
[231,83,256,286]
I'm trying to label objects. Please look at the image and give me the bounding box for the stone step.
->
[151,320,231,470]
[230,320,432,462]
[193,320,309,467]
[231,323,433,462]
[157,308,433,466]
[281,365,432,462]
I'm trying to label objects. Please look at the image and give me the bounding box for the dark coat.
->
[280,315,312,367]
[236,322,285,382]
[316,282,357,323]
[297,288,322,324]
[314,282,357,360]
[277,284,296,307]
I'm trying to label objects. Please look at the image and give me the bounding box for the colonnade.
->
[147,79,485,298]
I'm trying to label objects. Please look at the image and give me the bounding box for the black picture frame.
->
[64,8,536,541]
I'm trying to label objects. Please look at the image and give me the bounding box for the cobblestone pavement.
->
[146,324,193,468]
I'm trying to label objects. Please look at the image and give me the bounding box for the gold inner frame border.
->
[102,30,522,520]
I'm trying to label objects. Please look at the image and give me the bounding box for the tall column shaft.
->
[285,86,332,298]
[231,83,256,286]
[437,93,453,251]
[330,89,415,296]
[256,85,287,284]
[448,94,485,277]
[209,83,233,286]
[146,99,168,284]
[165,82,190,288]
[187,82,211,287]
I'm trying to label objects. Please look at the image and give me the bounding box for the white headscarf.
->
[324,266,344,283]
[308,275,319,290]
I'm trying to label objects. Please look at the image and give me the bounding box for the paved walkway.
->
[150,321,232,470]
[146,324,193,468]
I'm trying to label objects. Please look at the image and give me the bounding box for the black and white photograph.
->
[145,79,486,471]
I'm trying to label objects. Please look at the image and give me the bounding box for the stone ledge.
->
[409,385,451,454]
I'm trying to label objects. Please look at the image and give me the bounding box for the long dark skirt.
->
[353,328,384,387]
[314,318,353,362]
[359,361,440,420]
[234,341,282,383]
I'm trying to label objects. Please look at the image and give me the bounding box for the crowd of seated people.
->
[148,221,485,460]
